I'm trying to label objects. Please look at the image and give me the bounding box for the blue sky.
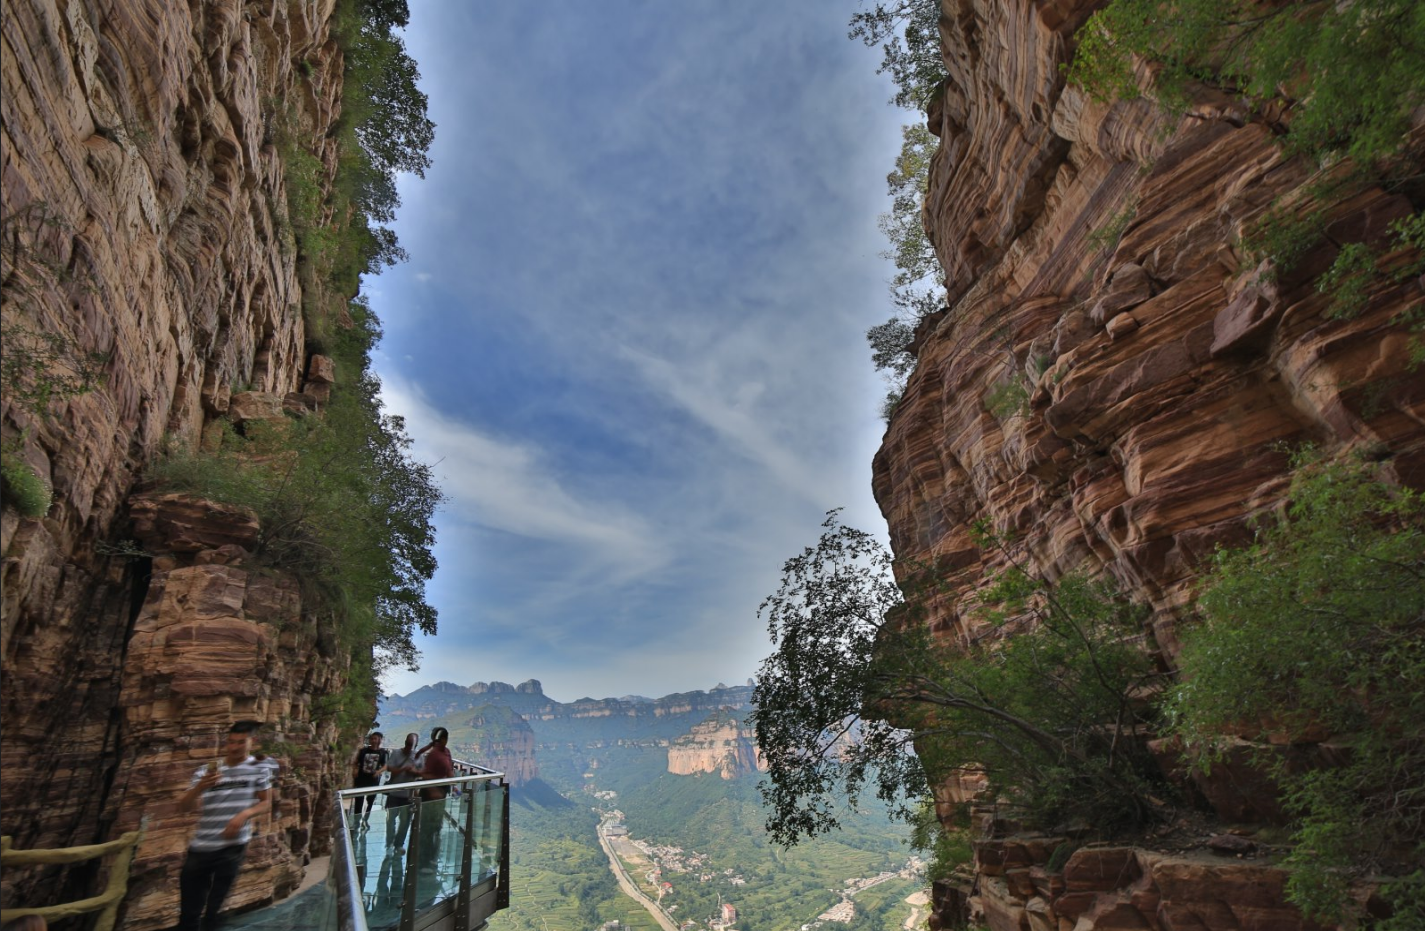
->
[368,2,910,703]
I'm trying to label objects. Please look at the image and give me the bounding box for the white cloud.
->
[378,374,666,584]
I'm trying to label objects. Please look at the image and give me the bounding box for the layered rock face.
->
[113,494,349,928]
[872,0,1424,928]
[2,0,351,923]
[666,713,765,780]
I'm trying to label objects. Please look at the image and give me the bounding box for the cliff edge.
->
[1,0,385,925]
[871,1,1424,928]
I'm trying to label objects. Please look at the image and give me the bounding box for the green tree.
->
[1167,455,1425,925]
[849,1,948,112]
[751,512,1168,847]
[867,123,942,417]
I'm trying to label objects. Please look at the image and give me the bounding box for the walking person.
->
[350,732,388,828]
[177,721,271,931]
[383,732,423,850]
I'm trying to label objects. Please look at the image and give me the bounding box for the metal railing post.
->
[400,800,420,931]
[454,786,476,931]
[496,783,510,910]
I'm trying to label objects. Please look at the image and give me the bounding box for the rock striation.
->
[872,1,1425,928]
[1,0,354,924]
[666,712,765,780]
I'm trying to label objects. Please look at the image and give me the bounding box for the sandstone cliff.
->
[1,0,358,924]
[871,1,1424,928]
[666,712,765,780]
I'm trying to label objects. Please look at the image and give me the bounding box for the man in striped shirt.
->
[177,721,272,931]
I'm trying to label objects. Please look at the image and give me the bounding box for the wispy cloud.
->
[372,2,908,700]
[379,374,666,584]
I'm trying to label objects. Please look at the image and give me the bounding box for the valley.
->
[379,681,926,929]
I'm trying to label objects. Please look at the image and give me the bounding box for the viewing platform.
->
[238,759,509,931]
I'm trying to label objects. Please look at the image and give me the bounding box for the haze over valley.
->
[380,679,926,930]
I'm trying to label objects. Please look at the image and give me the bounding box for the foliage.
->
[1086,201,1138,257]
[751,512,1168,848]
[0,458,51,518]
[1167,455,1425,923]
[147,299,442,673]
[1315,241,1375,320]
[1064,0,1425,167]
[275,0,432,299]
[868,318,917,389]
[985,375,1030,419]
[849,1,948,112]
[0,317,108,417]
[868,123,943,416]
[908,796,971,883]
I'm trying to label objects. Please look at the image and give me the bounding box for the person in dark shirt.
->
[350,732,388,828]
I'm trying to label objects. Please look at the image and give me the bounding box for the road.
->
[595,825,679,931]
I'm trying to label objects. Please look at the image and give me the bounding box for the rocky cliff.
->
[1,0,356,924]
[454,704,539,788]
[666,712,765,780]
[872,1,1424,929]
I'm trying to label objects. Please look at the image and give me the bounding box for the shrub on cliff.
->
[148,299,442,674]
[278,0,433,296]
[1066,0,1425,167]
[751,512,1168,847]
[1167,455,1425,924]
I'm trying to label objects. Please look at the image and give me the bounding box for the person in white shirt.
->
[177,721,271,931]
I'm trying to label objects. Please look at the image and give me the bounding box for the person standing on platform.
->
[177,720,271,931]
[414,727,454,865]
[383,732,423,849]
[350,732,388,828]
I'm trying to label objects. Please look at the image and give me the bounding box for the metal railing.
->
[327,760,509,931]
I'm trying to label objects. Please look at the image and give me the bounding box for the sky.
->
[369,2,912,703]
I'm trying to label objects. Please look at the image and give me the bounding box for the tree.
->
[751,512,1168,847]
[867,123,943,415]
[1167,455,1425,924]
[849,1,949,112]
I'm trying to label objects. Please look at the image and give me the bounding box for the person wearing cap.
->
[177,721,271,931]
[414,727,454,864]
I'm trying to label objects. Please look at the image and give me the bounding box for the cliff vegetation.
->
[1,0,438,923]
[756,1,1425,928]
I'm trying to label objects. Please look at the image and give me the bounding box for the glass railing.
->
[330,760,508,931]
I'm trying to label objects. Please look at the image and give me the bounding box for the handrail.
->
[333,804,370,931]
[331,758,508,931]
[336,760,506,798]
[0,818,148,931]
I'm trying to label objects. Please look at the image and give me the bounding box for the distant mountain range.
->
[378,678,758,786]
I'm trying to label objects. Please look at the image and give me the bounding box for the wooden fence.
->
[0,821,147,931]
